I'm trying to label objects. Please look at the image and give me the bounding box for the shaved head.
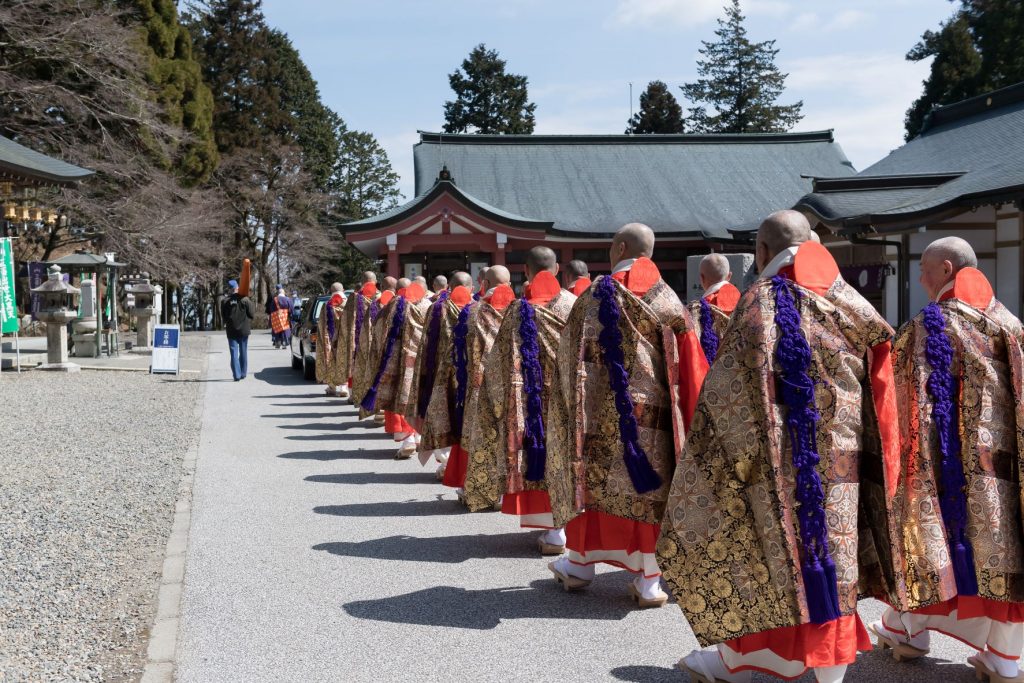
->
[920,236,978,300]
[414,275,427,286]
[451,271,473,288]
[397,277,411,289]
[699,253,731,290]
[755,210,812,272]
[486,265,511,286]
[382,276,397,291]
[361,271,377,284]
[330,282,344,293]
[432,275,448,292]
[526,246,558,279]
[565,259,589,279]
[610,222,656,266]
[477,267,489,284]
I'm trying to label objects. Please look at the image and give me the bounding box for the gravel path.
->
[0,335,208,682]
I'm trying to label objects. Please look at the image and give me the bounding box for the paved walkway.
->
[178,333,982,682]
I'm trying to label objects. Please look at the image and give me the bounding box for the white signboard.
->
[404,263,421,280]
[151,324,180,375]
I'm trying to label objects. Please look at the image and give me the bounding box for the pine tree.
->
[443,44,537,134]
[681,0,803,133]
[905,1,1024,139]
[329,123,402,222]
[133,0,219,185]
[626,81,686,134]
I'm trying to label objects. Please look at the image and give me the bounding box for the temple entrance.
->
[402,251,493,281]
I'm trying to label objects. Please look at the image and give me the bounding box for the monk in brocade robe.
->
[335,273,378,403]
[463,248,577,555]
[564,259,592,297]
[427,266,516,495]
[352,276,393,420]
[659,211,901,683]
[411,272,474,478]
[687,252,741,367]
[874,236,1024,683]
[546,223,707,608]
[357,280,431,457]
[315,282,346,396]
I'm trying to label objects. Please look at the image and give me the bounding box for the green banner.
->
[0,238,18,334]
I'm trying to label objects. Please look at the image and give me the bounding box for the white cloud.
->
[785,52,926,100]
[606,0,792,29]
[790,9,868,33]
[377,131,421,201]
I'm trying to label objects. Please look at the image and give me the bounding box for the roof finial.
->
[438,165,454,184]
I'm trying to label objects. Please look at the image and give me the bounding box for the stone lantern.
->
[126,274,156,352]
[71,277,99,357]
[30,265,81,372]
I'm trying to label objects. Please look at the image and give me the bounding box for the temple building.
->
[796,81,1024,325]
[345,131,853,294]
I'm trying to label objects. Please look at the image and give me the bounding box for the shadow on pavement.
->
[254,393,326,399]
[848,650,975,682]
[278,421,366,431]
[313,532,545,563]
[314,498,464,517]
[253,365,307,386]
[609,665,680,683]
[260,412,344,419]
[270,401,346,408]
[285,432,388,442]
[305,471,438,485]
[342,580,633,629]
[278,448,396,461]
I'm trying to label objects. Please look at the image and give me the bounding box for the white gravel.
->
[0,336,207,682]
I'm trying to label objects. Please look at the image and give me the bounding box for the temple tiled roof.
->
[0,135,94,185]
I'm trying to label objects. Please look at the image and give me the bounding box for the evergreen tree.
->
[681,0,803,133]
[329,122,402,221]
[443,44,536,134]
[905,1,1024,139]
[626,81,686,134]
[133,0,218,185]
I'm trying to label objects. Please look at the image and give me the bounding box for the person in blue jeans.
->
[220,279,254,381]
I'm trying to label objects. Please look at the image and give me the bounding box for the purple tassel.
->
[353,296,366,355]
[922,302,978,596]
[369,298,380,323]
[473,292,481,301]
[417,291,449,420]
[519,299,547,481]
[451,304,472,440]
[771,275,841,624]
[593,276,662,494]
[699,298,720,365]
[326,302,336,341]
[360,297,407,412]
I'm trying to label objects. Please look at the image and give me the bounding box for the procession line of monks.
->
[313,212,1024,683]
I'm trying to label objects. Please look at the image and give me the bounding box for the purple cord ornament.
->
[699,298,720,365]
[353,296,366,355]
[771,275,841,624]
[360,296,407,412]
[417,291,449,420]
[451,304,472,440]
[326,303,336,342]
[922,301,978,596]
[369,298,380,323]
[518,299,547,481]
[593,276,662,494]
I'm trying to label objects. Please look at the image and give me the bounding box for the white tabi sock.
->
[880,607,930,650]
[551,556,595,581]
[633,574,666,600]
[682,649,751,683]
[980,650,1020,679]
[435,447,450,464]
[814,665,847,683]
[540,527,566,547]
[394,431,408,441]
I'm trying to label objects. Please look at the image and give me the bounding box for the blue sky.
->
[261,0,956,199]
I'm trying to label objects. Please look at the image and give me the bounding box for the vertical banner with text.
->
[0,238,18,334]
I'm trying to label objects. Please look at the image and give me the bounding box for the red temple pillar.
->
[386,234,399,276]
[560,246,572,265]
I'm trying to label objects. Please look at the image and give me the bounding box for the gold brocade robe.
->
[463,291,577,513]
[891,289,1024,612]
[545,276,693,529]
[336,293,373,385]
[315,299,345,386]
[404,297,452,432]
[368,295,433,418]
[657,273,899,646]
[351,296,383,407]
[418,299,474,451]
[686,299,733,344]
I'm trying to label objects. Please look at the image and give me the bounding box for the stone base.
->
[129,347,153,355]
[36,362,81,373]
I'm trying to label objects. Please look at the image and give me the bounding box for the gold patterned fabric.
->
[545,276,693,529]
[891,295,1024,612]
[335,293,371,385]
[315,300,345,386]
[463,291,577,513]
[383,297,433,417]
[657,274,898,646]
[350,296,382,409]
[403,301,448,431]
[687,299,733,343]
[419,300,476,451]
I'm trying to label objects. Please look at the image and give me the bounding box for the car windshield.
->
[311,298,326,322]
